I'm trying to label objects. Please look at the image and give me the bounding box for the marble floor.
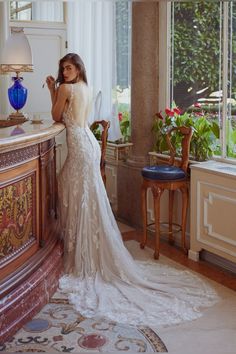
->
[121,223,236,354]
[2,222,235,354]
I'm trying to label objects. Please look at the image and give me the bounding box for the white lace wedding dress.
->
[58,82,219,327]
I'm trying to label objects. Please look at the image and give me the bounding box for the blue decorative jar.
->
[8,77,27,111]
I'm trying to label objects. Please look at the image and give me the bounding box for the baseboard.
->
[200,250,236,275]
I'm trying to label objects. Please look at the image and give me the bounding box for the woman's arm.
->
[51,84,70,122]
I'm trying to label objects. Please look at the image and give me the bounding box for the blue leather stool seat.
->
[142,165,186,181]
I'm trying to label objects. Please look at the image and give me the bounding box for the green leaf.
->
[211,121,220,138]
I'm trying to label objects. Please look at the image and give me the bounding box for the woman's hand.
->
[46,75,56,91]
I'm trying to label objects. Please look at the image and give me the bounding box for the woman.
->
[47,53,219,327]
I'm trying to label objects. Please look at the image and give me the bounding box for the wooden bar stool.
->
[141,126,193,259]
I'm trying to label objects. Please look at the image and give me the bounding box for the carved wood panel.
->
[0,145,39,170]
[0,160,40,280]
[0,137,58,287]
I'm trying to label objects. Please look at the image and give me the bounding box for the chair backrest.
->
[90,120,110,184]
[166,126,193,173]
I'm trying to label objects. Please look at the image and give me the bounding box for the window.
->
[116,1,131,91]
[115,1,132,142]
[10,1,64,22]
[10,1,32,20]
[169,1,236,161]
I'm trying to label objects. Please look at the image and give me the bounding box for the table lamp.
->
[0,27,33,120]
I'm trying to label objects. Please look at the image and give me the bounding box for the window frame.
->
[10,1,32,21]
[160,1,236,164]
[158,1,171,113]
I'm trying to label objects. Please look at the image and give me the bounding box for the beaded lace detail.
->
[58,83,219,327]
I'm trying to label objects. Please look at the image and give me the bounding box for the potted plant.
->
[152,103,220,161]
[90,111,132,163]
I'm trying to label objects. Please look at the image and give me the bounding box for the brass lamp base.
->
[8,112,28,121]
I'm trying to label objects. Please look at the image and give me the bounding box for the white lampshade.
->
[0,27,33,73]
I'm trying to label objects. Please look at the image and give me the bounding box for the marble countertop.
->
[0,119,65,153]
[190,159,236,178]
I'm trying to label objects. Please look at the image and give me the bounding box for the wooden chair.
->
[90,120,110,185]
[141,126,193,259]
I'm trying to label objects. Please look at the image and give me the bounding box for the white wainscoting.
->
[189,160,236,264]
[104,142,133,213]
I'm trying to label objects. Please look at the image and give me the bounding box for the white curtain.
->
[32,1,63,22]
[67,0,122,141]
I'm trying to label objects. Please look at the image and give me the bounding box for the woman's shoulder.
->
[58,83,71,97]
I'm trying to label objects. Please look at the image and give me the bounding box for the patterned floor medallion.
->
[78,333,108,349]
[1,298,167,352]
[23,319,51,333]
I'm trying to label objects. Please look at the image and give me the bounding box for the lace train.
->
[59,256,219,327]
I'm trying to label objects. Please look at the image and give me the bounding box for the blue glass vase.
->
[8,77,27,111]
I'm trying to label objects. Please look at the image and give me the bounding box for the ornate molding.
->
[100,142,133,163]
[0,238,36,267]
[203,192,236,246]
[0,145,39,170]
[0,64,33,74]
[40,138,55,155]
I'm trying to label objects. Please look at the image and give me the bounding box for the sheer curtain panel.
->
[66,0,122,141]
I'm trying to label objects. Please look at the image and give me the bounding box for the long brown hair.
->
[56,53,88,85]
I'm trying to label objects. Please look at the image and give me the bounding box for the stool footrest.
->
[147,222,182,235]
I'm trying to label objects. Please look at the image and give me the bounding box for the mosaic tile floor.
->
[1,297,167,352]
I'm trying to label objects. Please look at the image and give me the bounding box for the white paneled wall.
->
[190,161,236,263]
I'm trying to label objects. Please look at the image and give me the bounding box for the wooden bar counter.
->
[0,119,65,343]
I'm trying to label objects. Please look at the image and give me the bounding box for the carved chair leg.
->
[181,186,188,254]
[168,190,175,244]
[153,186,162,260]
[140,184,148,249]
